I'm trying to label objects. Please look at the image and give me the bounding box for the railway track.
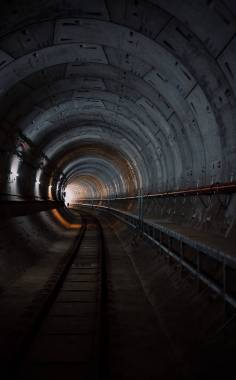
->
[6,210,180,379]
[2,209,235,379]
[6,212,107,379]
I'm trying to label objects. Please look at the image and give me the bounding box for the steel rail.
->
[5,216,87,379]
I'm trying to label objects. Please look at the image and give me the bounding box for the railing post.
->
[196,251,200,291]
[168,236,171,265]
[138,189,143,232]
[159,231,162,256]
[140,190,143,232]
[180,240,184,277]
[138,190,140,228]
[223,257,227,318]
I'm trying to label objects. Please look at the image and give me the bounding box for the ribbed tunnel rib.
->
[0,0,235,207]
[0,2,236,378]
[0,0,235,272]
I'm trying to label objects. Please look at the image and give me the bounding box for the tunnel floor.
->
[0,210,235,379]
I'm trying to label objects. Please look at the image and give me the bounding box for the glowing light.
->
[51,209,81,229]
[64,183,83,205]
[9,171,19,180]
[35,169,42,196]
[48,182,53,200]
[9,156,20,194]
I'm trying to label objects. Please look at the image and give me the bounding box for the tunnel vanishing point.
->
[0,0,236,379]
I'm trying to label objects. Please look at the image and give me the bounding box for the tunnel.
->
[0,0,236,378]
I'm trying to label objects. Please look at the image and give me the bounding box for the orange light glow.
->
[48,178,53,200]
[51,209,81,229]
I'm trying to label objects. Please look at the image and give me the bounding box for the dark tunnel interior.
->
[0,0,236,379]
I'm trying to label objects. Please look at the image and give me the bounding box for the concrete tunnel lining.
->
[0,1,236,378]
[0,0,235,234]
[1,8,235,200]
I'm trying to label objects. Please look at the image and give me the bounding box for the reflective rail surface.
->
[3,212,107,379]
[80,204,236,310]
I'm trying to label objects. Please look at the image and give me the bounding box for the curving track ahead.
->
[5,209,230,380]
[14,212,106,379]
[0,209,181,380]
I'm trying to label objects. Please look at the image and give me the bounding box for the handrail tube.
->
[75,181,236,202]
[78,204,236,310]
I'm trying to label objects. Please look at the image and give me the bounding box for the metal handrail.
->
[79,203,236,310]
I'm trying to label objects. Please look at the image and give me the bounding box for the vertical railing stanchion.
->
[223,257,226,318]
[138,189,141,232]
[197,251,200,291]
[140,190,144,233]
[180,240,184,277]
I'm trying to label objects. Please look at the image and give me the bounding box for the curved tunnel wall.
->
[1,0,236,200]
[1,6,236,375]
[0,1,236,240]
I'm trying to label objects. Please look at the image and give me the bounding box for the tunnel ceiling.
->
[0,0,236,202]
